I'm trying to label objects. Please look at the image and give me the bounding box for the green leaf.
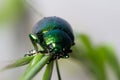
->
[1,56,34,71]
[100,46,120,80]
[78,34,93,50]
[20,53,43,79]
[20,55,52,80]
[72,33,120,80]
[0,0,25,23]
[42,61,54,80]
[72,34,107,80]
[28,53,43,69]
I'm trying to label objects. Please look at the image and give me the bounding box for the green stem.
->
[42,61,54,80]
[56,60,62,80]
[20,55,52,80]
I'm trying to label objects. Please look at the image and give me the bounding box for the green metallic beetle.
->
[28,16,75,59]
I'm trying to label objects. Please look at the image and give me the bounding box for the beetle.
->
[28,16,75,59]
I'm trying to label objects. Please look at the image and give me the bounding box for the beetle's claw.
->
[24,49,37,57]
[24,53,34,57]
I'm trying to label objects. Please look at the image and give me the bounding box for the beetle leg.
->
[61,49,72,58]
[24,49,37,57]
[24,34,39,57]
[24,53,35,57]
[29,33,39,52]
[39,50,48,53]
[39,47,50,54]
[68,49,72,53]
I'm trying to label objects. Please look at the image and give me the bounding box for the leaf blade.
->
[20,55,52,80]
[1,56,34,71]
[42,61,54,80]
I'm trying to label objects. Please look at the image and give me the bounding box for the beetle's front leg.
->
[29,33,39,52]
[38,46,50,54]
[24,49,37,57]
[24,49,47,57]
[24,33,39,57]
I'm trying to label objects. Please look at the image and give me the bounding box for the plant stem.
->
[56,60,62,80]
[42,61,54,80]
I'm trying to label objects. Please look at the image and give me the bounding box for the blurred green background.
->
[0,0,120,80]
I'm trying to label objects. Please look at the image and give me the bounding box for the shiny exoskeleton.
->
[29,16,75,59]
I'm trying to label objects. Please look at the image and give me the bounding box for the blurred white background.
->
[31,0,120,57]
[0,0,120,80]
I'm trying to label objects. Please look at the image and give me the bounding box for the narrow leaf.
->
[20,53,43,79]
[1,56,34,71]
[72,34,107,80]
[102,46,120,80]
[20,55,52,80]
[42,61,54,80]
